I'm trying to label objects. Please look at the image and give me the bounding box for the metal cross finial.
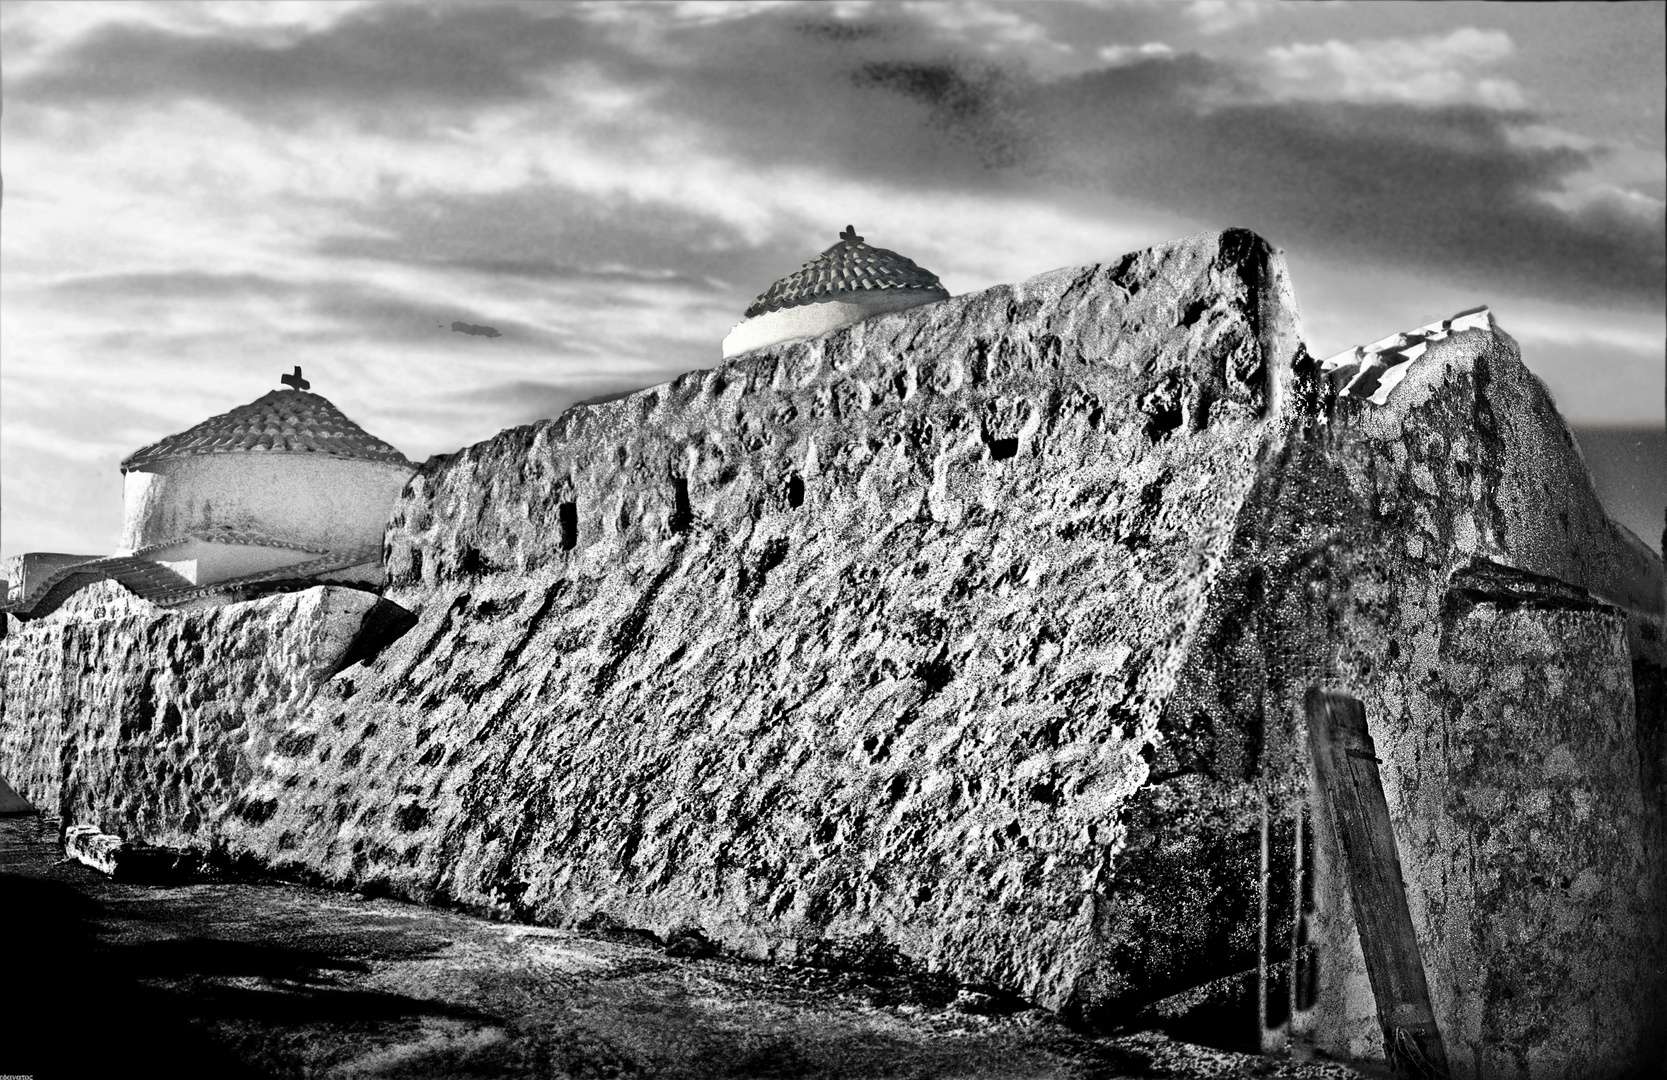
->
[281,366,310,391]
[840,225,863,244]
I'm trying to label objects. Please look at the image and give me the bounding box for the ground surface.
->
[0,816,1368,1080]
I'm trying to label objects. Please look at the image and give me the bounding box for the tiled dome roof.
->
[121,389,411,472]
[744,226,948,318]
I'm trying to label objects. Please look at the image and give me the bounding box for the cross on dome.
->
[281,366,311,391]
[839,225,864,244]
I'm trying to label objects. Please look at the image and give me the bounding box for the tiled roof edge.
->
[129,530,335,558]
[743,238,948,319]
[744,281,950,319]
[122,443,416,472]
[120,389,413,472]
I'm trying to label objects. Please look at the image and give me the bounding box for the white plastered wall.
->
[118,453,414,571]
[721,291,945,359]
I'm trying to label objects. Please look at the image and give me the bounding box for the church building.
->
[3,368,414,618]
[117,367,414,588]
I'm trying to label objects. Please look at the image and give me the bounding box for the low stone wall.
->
[0,581,376,845]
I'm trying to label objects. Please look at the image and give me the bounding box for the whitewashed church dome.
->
[722,226,949,358]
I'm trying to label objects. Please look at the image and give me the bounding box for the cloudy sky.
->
[3,0,1663,560]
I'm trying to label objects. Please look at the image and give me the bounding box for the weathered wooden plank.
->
[1306,688,1451,1080]
[1290,798,1308,1026]
[1258,784,1271,1038]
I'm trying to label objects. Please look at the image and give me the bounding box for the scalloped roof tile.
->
[744,229,948,319]
[121,389,412,472]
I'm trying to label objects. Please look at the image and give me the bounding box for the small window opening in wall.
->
[558,501,578,551]
[787,474,805,509]
[671,477,693,534]
[988,437,1019,461]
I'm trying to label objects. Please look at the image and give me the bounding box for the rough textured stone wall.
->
[1265,321,1667,1075]
[1,230,1308,1019]
[210,229,1304,1018]
[2,228,1661,1074]
[1083,300,1665,1072]
[1419,604,1654,1077]
[0,582,375,843]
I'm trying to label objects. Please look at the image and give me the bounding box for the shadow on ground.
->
[0,869,491,1079]
[1,818,1366,1079]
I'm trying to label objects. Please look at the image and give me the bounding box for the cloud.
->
[8,4,1661,309]
[9,4,1662,331]
[5,4,616,120]
[1098,42,1175,65]
[895,0,1070,57]
[1183,0,1349,37]
[860,51,1663,306]
[0,2,1099,195]
[1184,0,1270,37]
[308,186,772,298]
[1262,27,1526,109]
[1529,338,1666,428]
[44,270,310,302]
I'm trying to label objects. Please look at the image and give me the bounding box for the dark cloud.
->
[302,284,564,354]
[311,186,843,324]
[1570,429,1666,554]
[852,59,1034,170]
[793,19,887,45]
[7,4,629,119]
[16,4,1660,306]
[559,9,1041,196]
[8,2,1028,191]
[45,268,575,360]
[313,187,762,296]
[868,53,1664,306]
[47,271,308,301]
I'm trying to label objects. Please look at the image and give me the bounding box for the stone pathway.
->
[1,817,1369,1080]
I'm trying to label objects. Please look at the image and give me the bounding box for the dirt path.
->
[1,817,1367,1079]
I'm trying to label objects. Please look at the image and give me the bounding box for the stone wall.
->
[5,230,1304,1020]
[0,581,375,843]
[1262,319,1666,1075]
[1,228,1661,1074]
[224,230,1305,1017]
[1418,603,1655,1076]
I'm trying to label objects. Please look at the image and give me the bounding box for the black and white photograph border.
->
[1,3,1663,1078]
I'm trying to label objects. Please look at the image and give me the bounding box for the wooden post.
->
[1289,797,1304,1032]
[1306,688,1451,1080]
[1258,783,1271,1045]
